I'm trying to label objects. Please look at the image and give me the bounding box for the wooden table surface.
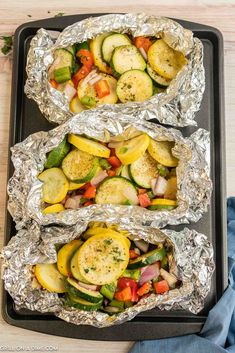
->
[0,1,234,352]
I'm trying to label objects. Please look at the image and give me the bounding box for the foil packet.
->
[1,221,214,327]
[24,13,205,127]
[7,111,212,229]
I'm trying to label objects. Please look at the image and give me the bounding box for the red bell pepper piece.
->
[94,79,110,99]
[133,36,152,53]
[129,249,139,259]
[107,156,122,168]
[83,185,96,199]
[137,282,151,296]
[72,65,91,87]
[138,188,147,195]
[50,79,59,89]
[84,200,94,207]
[107,169,116,177]
[117,277,138,302]
[76,49,94,69]
[154,280,169,294]
[138,193,151,208]
[114,287,132,302]
[78,182,91,190]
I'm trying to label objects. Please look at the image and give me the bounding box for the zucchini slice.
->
[34,263,66,293]
[67,294,103,311]
[77,233,130,285]
[129,152,158,188]
[62,149,99,183]
[128,247,166,269]
[116,70,153,103]
[77,73,118,106]
[70,250,91,284]
[67,278,103,303]
[90,32,112,73]
[48,48,73,79]
[147,63,171,88]
[44,137,70,169]
[68,134,110,158]
[115,133,150,165]
[148,39,187,80]
[148,139,178,167]
[57,239,83,276]
[102,33,131,63]
[111,45,146,74]
[69,96,85,114]
[38,167,69,204]
[95,176,139,205]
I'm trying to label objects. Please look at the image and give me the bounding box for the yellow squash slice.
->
[151,198,177,207]
[115,134,150,165]
[68,134,110,158]
[69,96,85,114]
[38,168,69,204]
[68,181,85,191]
[148,139,178,167]
[57,239,83,276]
[77,233,130,285]
[42,203,65,214]
[148,39,187,80]
[82,227,131,248]
[34,263,66,293]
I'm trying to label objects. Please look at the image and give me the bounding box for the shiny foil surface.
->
[7,112,212,229]
[24,13,205,127]
[1,222,214,327]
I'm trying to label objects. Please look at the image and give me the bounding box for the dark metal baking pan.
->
[2,13,227,341]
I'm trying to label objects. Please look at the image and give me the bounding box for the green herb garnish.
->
[54,12,65,17]
[0,35,13,55]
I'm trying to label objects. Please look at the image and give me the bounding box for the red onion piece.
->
[134,248,141,256]
[123,189,139,205]
[89,75,102,86]
[139,47,148,61]
[139,262,160,286]
[63,83,77,102]
[91,170,108,186]
[134,240,149,253]
[154,176,168,196]
[64,195,82,209]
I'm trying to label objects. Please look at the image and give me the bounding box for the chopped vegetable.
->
[129,249,139,259]
[115,134,150,165]
[148,139,178,167]
[148,39,187,80]
[68,134,110,158]
[137,282,151,296]
[38,167,69,204]
[107,156,122,168]
[114,286,132,302]
[133,36,152,53]
[138,193,151,208]
[83,185,96,199]
[35,263,66,293]
[54,67,71,83]
[76,48,94,69]
[57,239,83,276]
[50,79,59,89]
[43,203,65,214]
[72,65,91,87]
[94,79,110,98]
[154,279,170,294]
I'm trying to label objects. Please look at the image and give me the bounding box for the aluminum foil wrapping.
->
[1,221,214,327]
[24,13,205,127]
[7,111,212,229]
